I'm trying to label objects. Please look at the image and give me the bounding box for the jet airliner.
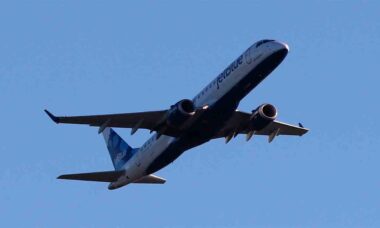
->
[45,39,308,190]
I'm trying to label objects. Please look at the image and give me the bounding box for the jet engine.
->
[250,103,277,131]
[166,99,196,127]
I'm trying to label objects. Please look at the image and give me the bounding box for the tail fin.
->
[102,127,136,170]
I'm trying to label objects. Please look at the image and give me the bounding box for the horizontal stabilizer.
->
[133,174,166,184]
[58,171,166,184]
[58,170,124,182]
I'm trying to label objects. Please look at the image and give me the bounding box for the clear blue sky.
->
[0,1,379,227]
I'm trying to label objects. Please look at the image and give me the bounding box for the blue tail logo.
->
[102,128,136,170]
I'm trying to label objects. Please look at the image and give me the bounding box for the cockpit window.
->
[255,39,274,48]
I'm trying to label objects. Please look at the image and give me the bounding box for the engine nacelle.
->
[166,99,196,127]
[250,103,277,131]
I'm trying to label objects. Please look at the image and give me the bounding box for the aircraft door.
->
[135,149,142,167]
[245,47,252,64]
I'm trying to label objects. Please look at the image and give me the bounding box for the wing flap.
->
[57,170,125,182]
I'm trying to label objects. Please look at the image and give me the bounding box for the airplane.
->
[45,39,308,190]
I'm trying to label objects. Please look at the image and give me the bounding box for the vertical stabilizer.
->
[102,127,136,170]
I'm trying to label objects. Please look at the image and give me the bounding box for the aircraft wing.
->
[215,111,308,142]
[254,120,309,136]
[45,109,168,134]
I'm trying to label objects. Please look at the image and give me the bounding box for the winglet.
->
[44,109,60,124]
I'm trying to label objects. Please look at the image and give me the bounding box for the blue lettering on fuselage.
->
[216,55,243,89]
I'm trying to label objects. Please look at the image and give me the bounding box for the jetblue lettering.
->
[216,55,243,89]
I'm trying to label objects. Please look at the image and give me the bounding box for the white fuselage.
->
[109,40,289,189]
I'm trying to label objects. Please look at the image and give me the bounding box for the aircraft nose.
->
[266,41,289,66]
[273,40,289,53]
[282,42,289,52]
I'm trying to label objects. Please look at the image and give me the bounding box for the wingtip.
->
[298,122,310,135]
[44,109,59,124]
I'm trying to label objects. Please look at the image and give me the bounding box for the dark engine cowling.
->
[250,103,277,131]
[166,99,196,127]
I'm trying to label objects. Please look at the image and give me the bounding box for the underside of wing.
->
[45,109,167,133]
[256,120,308,136]
[215,111,309,141]
[58,170,125,182]
[45,106,209,137]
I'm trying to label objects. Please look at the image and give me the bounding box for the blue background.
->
[0,1,379,227]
